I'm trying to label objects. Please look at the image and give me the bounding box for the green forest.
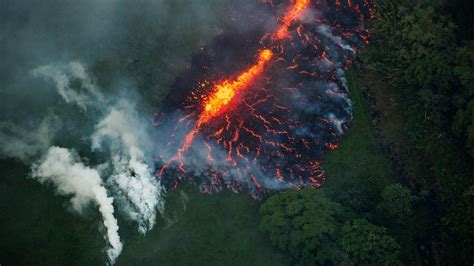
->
[259,0,474,264]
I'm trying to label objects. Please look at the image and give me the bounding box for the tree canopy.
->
[260,189,402,265]
[340,219,401,266]
[259,189,344,264]
[377,184,417,224]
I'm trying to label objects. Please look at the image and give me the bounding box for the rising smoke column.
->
[32,147,123,263]
[27,62,165,263]
[155,0,373,198]
[92,100,164,234]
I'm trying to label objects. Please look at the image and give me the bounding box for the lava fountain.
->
[155,0,374,199]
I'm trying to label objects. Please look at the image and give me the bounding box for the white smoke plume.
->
[92,101,164,234]
[18,61,165,263]
[31,146,123,263]
[32,61,164,232]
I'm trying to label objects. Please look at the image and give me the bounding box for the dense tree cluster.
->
[260,189,402,265]
[260,186,415,264]
[340,219,401,265]
[376,184,417,225]
[360,0,474,262]
[260,189,344,264]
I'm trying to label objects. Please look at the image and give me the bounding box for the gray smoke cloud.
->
[28,61,165,261]
[0,115,59,161]
[31,62,105,110]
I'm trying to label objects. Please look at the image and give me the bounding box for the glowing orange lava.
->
[155,0,375,198]
[160,49,274,174]
[275,0,311,39]
[160,0,312,176]
[198,49,273,126]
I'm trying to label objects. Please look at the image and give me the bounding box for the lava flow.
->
[159,48,273,175]
[155,0,374,199]
[275,0,310,39]
[199,49,273,126]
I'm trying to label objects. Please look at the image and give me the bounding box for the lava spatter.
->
[198,49,273,126]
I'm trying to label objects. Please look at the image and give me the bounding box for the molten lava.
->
[160,49,274,175]
[275,0,311,40]
[198,49,273,126]
[155,0,373,198]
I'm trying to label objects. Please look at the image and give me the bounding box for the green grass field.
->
[117,184,287,265]
[323,70,393,192]
[321,70,421,264]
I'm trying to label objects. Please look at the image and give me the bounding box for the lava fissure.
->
[155,0,373,199]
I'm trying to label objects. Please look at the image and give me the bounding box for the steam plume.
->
[92,101,164,234]
[22,61,165,262]
[32,61,165,232]
[32,147,123,263]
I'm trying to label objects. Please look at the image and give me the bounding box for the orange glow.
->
[155,0,373,197]
[197,49,273,126]
[275,0,311,40]
[159,0,316,177]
